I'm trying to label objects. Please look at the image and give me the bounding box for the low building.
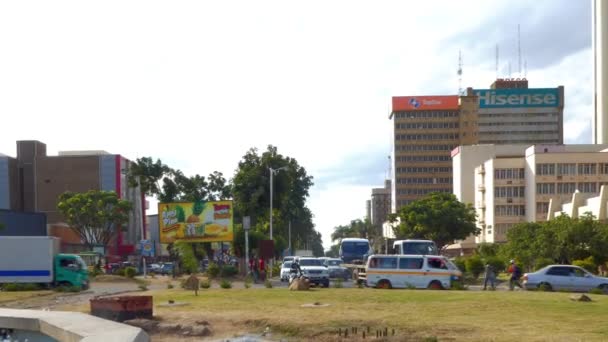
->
[0,140,146,257]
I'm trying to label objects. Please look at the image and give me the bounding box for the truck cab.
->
[339,238,373,264]
[55,254,89,289]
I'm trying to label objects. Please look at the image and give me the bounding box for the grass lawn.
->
[0,290,54,304]
[140,287,608,341]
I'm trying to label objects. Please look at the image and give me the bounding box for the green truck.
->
[0,236,89,289]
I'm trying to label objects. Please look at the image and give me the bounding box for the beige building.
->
[370,180,391,229]
[455,144,608,244]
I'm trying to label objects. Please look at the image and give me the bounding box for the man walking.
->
[483,263,496,290]
[507,260,522,290]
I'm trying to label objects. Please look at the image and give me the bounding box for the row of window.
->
[494,186,525,198]
[537,182,602,194]
[537,202,550,214]
[396,177,452,184]
[537,163,608,176]
[495,205,526,216]
[494,168,525,180]
[395,133,459,141]
[393,111,459,119]
[494,223,515,236]
[395,145,455,151]
[396,188,451,195]
[396,167,452,173]
[478,113,559,118]
[481,130,559,136]
[481,139,559,144]
[396,122,459,130]
[369,257,447,270]
[478,122,558,127]
[395,155,451,162]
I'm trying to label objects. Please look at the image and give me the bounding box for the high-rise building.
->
[391,79,564,212]
[0,140,145,256]
[370,180,391,228]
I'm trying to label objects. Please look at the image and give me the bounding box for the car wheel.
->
[598,284,608,294]
[538,282,552,292]
[427,281,443,290]
[377,279,392,289]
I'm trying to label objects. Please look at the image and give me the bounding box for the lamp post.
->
[269,166,287,278]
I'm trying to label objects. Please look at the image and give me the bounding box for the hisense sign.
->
[475,88,560,108]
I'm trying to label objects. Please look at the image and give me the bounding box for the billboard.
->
[392,95,459,111]
[475,88,560,108]
[159,201,234,243]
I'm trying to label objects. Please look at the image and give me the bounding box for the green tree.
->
[325,244,340,258]
[392,192,478,249]
[465,255,484,279]
[57,190,132,251]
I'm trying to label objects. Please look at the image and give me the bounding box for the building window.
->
[494,186,525,198]
[578,182,597,193]
[599,163,608,174]
[536,164,555,176]
[536,202,550,214]
[536,183,555,195]
[557,182,576,194]
[557,163,576,175]
[494,168,525,180]
[495,205,525,216]
[578,163,597,175]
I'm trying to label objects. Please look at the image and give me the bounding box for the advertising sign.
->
[159,201,234,243]
[475,88,560,108]
[392,95,459,111]
[139,240,155,257]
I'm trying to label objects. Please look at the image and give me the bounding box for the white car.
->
[280,261,293,282]
[523,265,608,293]
[298,257,330,287]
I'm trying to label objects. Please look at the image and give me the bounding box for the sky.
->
[0,1,594,249]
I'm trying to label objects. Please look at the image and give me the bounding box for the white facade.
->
[455,144,608,244]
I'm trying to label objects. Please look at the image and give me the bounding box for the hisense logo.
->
[476,89,558,107]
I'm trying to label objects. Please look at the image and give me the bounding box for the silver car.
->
[523,265,608,293]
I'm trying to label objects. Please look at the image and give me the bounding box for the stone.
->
[289,278,310,291]
[570,294,592,302]
[123,318,159,332]
[191,325,212,336]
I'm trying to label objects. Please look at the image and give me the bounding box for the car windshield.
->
[299,259,323,266]
[342,242,370,254]
[327,260,342,266]
[282,261,292,268]
[402,242,438,255]
[445,259,459,271]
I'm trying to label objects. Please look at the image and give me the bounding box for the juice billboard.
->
[159,201,234,243]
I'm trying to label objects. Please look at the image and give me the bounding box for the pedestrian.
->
[483,263,496,290]
[259,256,266,281]
[507,259,522,290]
[249,255,258,283]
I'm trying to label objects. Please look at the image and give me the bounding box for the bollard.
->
[345,329,348,338]
[338,328,341,337]
[362,331,366,339]
[392,328,395,336]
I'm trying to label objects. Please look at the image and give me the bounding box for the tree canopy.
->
[57,190,132,250]
[391,192,478,249]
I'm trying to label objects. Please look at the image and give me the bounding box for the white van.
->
[365,255,462,290]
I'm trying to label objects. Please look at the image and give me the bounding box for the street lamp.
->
[269,166,288,279]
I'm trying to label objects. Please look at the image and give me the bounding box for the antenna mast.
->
[524,60,527,78]
[518,24,522,77]
[458,50,463,95]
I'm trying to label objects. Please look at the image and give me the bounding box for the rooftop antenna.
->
[457,50,463,95]
[495,44,499,79]
[524,60,527,78]
[517,24,522,77]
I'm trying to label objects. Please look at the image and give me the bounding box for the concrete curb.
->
[0,308,149,342]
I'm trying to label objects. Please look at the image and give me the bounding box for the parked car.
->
[298,257,330,287]
[280,261,293,282]
[522,265,608,293]
[147,263,162,273]
[160,262,175,275]
[324,258,349,280]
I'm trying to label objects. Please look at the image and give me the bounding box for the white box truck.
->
[0,236,89,289]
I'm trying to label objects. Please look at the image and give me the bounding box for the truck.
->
[0,236,90,289]
[294,249,314,257]
[339,238,374,283]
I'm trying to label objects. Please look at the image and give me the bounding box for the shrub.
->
[220,265,238,277]
[333,278,343,288]
[264,279,273,288]
[167,283,174,289]
[272,263,281,276]
[483,256,506,274]
[534,257,555,270]
[453,257,466,273]
[244,276,253,289]
[206,263,220,278]
[465,256,484,279]
[54,285,81,293]
[220,279,232,289]
[124,267,137,278]
[115,268,126,277]
[200,280,211,289]
[589,288,606,295]
[2,283,42,291]
[573,257,596,274]
[450,280,468,291]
